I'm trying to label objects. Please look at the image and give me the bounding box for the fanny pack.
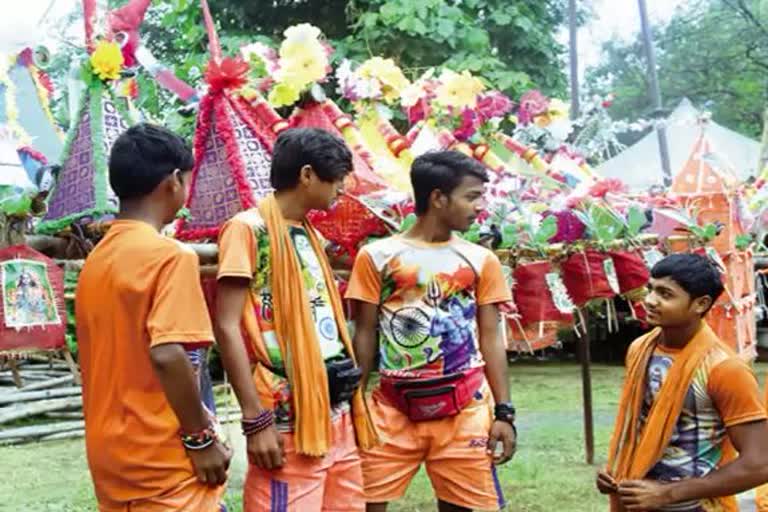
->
[325,357,362,407]
[378,366,484,422]
[264,356,361,407]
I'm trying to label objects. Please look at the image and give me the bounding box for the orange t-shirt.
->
[76,220,215,506]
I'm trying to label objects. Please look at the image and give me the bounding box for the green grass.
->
[2,362,763,511]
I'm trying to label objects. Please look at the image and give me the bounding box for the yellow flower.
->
[548,98,570,120]
[357,57,410,103]
[268,82,301,108]
[534,113,552,128]
[280,23,324,61]
[90,40,124,81]
[435,69,485,109]
[277,46,328,91]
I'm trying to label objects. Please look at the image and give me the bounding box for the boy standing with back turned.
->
[76,124,231,511]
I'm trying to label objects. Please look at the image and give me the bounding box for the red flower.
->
[204,57,250,92]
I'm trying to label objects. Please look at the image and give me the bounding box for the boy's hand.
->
[247,425,285,470]
[618,479,674,510]
[596,470,618,495]
[188,439,232,486]
[487,420,516,465]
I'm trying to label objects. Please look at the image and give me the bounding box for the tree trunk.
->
[759,104,768,175]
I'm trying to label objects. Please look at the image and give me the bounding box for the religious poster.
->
[1,258,61,329]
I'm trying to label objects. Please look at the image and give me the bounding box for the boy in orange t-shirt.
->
[214,128,376,512]
[599,253,768,511]
[347,151,517,512]
[76,124,231,512]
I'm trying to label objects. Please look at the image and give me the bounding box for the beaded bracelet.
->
[241,409,274,437]
[180,425,217,451]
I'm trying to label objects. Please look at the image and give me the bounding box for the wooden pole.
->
[638,0,673,186]
[579,307,595,465]
[569,0,580,118]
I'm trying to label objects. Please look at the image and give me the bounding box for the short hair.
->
[270,128,353,191]
[410,151,489,215]
[651,253,724,304]
[109,123,194,200]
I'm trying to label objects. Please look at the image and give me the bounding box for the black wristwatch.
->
[494,402,516,426]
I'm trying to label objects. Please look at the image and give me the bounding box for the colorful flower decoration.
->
[435,69,485,109]
[204,56,250,92]
[90,40,124,82]
[266,23,330,107]
[517,89,549,125]
[356,57,410,103]
[476,91,514,123]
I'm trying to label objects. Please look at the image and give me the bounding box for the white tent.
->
[597,98,762,191]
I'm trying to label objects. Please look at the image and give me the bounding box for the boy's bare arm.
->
[214,277,264,417]
[477,304,516,464]
[215,277,284,469]
[352,301,379,391]
[149,343,231,485]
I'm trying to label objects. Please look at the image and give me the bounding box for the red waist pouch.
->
[378,366,484,422]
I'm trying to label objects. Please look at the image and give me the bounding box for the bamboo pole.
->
[0,386,82,406]
[0,420,83,441]
[0,396,82,424]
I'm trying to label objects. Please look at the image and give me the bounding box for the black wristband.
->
[494,402,516,425]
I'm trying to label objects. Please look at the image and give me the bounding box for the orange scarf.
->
[606,322,737,512]
[258,194,378,456]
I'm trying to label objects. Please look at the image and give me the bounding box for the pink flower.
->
[517,90,549,125]
[476,91,514,122]
[407,98,430,124]
[548,209,586,243]
[453,108,480,141]
[589,178,627,199]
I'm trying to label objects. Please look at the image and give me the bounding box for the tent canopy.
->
[597,98,761,191]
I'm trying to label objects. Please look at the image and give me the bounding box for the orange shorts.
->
[362,385,506,511]
[244,411,365,512]
[97,476,225,512]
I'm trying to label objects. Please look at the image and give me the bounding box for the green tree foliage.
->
[46,0,573,138]
[140,0,570,123]
[586,0,767,138]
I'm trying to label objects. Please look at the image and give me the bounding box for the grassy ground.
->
[2,362,763,512]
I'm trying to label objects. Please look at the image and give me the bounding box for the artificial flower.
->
[276,47,328,91]
[476,91,514,122]
[268,81,301,107]
[453,108,480,141]
[279,23,324,61]
[90,40,124,81]
[240,42,279,74]
[204,57,250,92]
[547,98,569,120]
[400,81,426,108]
[435,69,485,109]
[517,89,549,125]
[336,59,382,101]
[357,57,410,103]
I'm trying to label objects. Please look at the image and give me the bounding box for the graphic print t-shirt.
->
[638,344,766,511]
[346,235,512,378]
[217,210,345,428]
